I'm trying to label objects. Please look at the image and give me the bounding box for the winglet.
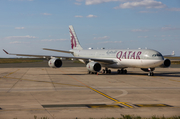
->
[3,49,9,54]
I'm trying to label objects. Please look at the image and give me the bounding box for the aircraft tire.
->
[117,70,120,74]
[124,70,127,74]
[108,70,111,74]
[152,72,154,76]
[103,69,105,74]
[148,72,154,76]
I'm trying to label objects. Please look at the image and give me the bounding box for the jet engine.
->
[86,62,101,72]
[48,58,62,68]
[160,59,171,68]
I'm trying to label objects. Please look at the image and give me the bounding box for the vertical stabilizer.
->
[69,25,83,50]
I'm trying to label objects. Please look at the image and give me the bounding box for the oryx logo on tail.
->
[69,25,83,50]
[69,28,77,49]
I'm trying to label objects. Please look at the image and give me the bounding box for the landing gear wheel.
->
[124,70,127,74]
[122,69,127,74]
[152,72,154,76]
[147,68,154,76]
[148,72,154,76]
[117,70,121,74]
[117,69,127,74]
[148,72,151,76]
[103,68,111,74]
[103,69,105,74]
[108,70,111,74]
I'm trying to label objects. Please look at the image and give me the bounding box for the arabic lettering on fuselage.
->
[106,50,118,55]
[116,51,142,61]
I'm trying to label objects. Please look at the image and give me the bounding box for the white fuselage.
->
[71,49,164,69]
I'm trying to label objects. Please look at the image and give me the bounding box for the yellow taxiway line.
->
[0,68,133,108]
[59,69,133,108]
[0,69,20,79]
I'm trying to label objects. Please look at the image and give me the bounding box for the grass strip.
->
[12,115,180,119]
[0,58,43,64]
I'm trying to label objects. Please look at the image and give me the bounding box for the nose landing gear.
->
[148,68,154,76]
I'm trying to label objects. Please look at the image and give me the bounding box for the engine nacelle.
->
[48,58,62,68]
[86,62,101,72]
[160,59,171,68]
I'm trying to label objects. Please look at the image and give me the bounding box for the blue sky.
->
[0,0,180,57]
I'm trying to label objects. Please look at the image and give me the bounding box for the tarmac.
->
[0,61,180,119]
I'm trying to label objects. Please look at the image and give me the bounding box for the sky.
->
[0,0,180,58]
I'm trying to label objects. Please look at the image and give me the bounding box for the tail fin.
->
[69,25,83,50]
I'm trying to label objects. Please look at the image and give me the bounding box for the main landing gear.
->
[117,68,127,74]
[102,67,111,74]
[148,68,154,76]
[102,68,127,74]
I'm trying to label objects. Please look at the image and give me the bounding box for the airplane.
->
[3,25,171,76]
[164,51,175,57]
[164,51,180,58]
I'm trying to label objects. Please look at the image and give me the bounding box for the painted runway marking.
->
[114,90,128,98]
[7,69,30,93]
[4,77,85,88]
[42,104,123,108]
[59,69,133,108]
[134,104,173,107]
[42,103,173,108]
[0,69,19,79]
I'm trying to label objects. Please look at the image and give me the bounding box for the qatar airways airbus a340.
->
[3,25,171,76]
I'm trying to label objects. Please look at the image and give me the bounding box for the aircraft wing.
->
[3,49,116,64]
[84,58,115,64]
[3,49,53,59]
[43,48,73,54]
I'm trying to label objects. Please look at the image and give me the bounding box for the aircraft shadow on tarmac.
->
[44,71,180,77]
[154,72,180,77]
[41,74,86,76]
[124,72,180,77]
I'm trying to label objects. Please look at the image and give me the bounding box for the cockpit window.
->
[152,53,162,57]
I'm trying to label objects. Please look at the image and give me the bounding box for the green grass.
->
[0,58,44,64]
[164,57,180,60]
[89,115,180,119]
[34,115,49,119]
[171,61,180,64]
[119,115,180,119]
